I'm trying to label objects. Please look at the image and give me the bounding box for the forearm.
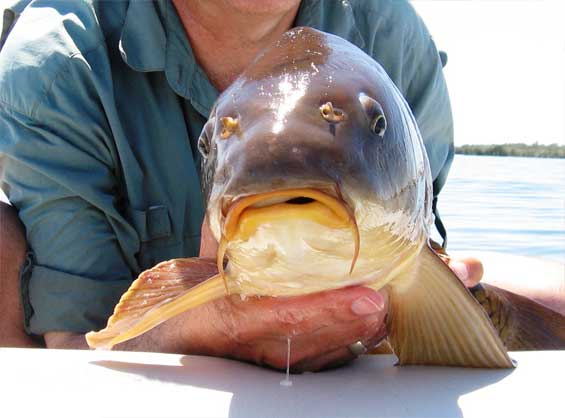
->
[44,305,223,354]
[471,283,565,350]
[44,323,181,352]
[0,203,42,348]
[481,275,565,316]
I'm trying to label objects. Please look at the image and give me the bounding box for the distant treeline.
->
[455,143,565,159]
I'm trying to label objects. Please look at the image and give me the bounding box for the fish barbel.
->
[86,28,516,367]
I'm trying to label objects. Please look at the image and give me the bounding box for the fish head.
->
[198,27,433,294]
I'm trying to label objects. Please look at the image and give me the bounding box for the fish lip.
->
[219,185,356,242]
[220,184,342,218]
[217,185,361,276]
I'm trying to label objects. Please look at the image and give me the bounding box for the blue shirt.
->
[0,0,453,335]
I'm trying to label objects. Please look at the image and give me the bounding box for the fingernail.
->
[450,261,469,282]
[351,294,385,316]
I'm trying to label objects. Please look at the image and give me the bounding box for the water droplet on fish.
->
[280,337,293,387]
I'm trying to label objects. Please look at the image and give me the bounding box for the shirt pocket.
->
[127,205,172,241]
[126,204,175,268]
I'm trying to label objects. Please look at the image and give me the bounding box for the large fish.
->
[86,28,562,366]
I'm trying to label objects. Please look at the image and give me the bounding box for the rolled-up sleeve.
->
[0,54,140,335]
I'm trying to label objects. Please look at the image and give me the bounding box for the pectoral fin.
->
[387,245,514,368]
[86,258,227,350]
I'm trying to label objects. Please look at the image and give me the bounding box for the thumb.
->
[448,257,484,288]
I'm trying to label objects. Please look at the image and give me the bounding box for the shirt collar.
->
[118,0,365,116]
[119,0,217,116]
[118,0,166,72]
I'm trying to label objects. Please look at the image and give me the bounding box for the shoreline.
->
[454,143,564,159]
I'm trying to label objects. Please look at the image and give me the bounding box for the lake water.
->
[1,155,563,263]
[436,155,565,263]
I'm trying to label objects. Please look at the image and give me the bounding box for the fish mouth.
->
[216,188,360,288]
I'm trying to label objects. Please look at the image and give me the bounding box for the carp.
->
[86,28,564,366]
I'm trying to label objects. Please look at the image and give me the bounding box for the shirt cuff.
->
[22,254,132,335]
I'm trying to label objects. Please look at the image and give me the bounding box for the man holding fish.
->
[0,0,562,370]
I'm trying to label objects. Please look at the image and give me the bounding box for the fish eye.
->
[198,117,215,160]
[358,93,387,138]
[371,114,387,138]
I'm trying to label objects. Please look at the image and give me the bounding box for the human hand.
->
[197,218,388,371]
[172,285,387,373]
[429,239,484,288]
[194,222,483,372]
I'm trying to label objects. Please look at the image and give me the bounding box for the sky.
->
[411,0,564,146]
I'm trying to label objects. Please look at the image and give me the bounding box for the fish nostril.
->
[285,197,316,205]
[220,116,240,139]
[320,102,346,123]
